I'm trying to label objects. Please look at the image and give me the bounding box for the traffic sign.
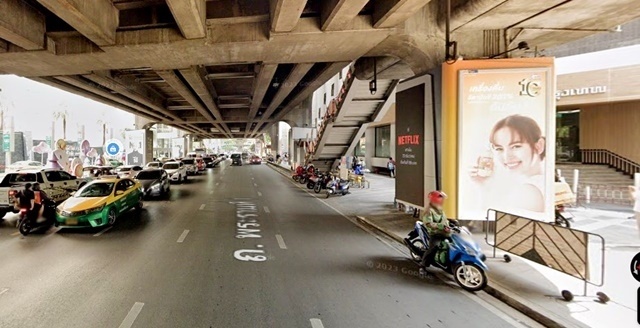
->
[2,133,10,152]
[631,252,640,283]
[104,139,123,157]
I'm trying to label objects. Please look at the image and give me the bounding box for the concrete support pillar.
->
[269,125,280,156]
[144,128,154,164]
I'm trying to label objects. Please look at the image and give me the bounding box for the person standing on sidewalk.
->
[628,185,640,237]
[387,157,396,178]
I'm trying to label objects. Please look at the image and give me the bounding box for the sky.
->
[0,75,134,146]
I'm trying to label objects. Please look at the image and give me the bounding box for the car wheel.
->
[184,174,188,182]
[178,175,182,184]
[107,208,117,226]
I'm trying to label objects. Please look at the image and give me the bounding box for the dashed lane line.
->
[310,319,325,328]
[257,191,262,197]
[177,230,190,243]
[118,302,144,328]
[275,234,287,249]
[93,226,112,237]
[0,288,8,296]
[199,204,206,210]
[264,206,270,213]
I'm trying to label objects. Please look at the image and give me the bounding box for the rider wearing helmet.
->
[404,191,456,267]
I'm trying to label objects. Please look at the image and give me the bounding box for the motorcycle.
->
[307,173,320,189]
[18,200,57,236]
[405,221,488,292]
[325,177,350,198]
[292,165,305,182]
[313,173,333,194]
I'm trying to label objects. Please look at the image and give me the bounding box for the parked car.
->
[145,161,162,169]
[250,156,262,165]
[241,152,250,164]
[6,160,42,173]
[115,165,143,179]
[162,161,188,183]
[230,153,242,166]
[0,169,81,218]
[135,169,170,198]
[56,177,143,228]
[181,158,198,175]
[203,157,214,168]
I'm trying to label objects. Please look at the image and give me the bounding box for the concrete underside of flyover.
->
[0,0,639,138]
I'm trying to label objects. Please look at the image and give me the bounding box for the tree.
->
[53,106,69,140]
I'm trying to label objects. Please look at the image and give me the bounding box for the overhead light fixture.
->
[272,77,280,88]
[489,41,529,59]
[369,58,377,95]
[519,26,622,33]
[205,72,255,80]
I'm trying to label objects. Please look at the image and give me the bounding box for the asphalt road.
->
[0,161,535,328]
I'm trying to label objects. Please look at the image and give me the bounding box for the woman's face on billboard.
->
[491,127,542,175]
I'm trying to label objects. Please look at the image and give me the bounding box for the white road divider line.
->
[93,226,112,237]
[216,182,219,186]
[275,234,287,249]
[257,191,262,197]
[177,230,190,243]
[119,302,144,328]
[310,318,325,328]
[254,183,258,187]
[0,288,8,296]
[263,206,270,213]
[199,204,206,210]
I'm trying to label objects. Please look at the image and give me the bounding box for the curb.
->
[355,214,568,328]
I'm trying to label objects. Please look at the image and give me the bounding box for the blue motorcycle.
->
[406,222,488,292]
[325,177,350,198]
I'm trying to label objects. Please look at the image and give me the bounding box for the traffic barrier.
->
[485,209,608,302]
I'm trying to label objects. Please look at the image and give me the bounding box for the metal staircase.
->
[306,66,398,172]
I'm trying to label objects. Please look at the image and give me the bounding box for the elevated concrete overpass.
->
[0,0,638,139]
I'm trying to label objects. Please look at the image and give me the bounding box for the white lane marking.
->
[257,191,262,197]
[118,302,144,328]
[254,183,258,187]
[275,234,287,249]
[216,182,219,186]
[209,191,213,194]
[263,206,270,213]
[199,204,206,210]
[177,230,190,243]
[252,177,255,180]
[0,288,8,296]
[310,319,325,328]
[93,226,112,237]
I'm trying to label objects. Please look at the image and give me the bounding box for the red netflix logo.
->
[397,135,420,146]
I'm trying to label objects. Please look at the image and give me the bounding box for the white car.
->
[115,165,143,179]
[145,161,162,169]
[162,161,188,183]
[6,161,42,173]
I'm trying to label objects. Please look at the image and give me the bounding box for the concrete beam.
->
[166,0,206,39]
[155,69,227,137]
[373,0,432,28]
[321,0,370,31]
[270,0,308,32]
[37,0,118,46]
[82,73,182,122]
[245,63,278,137]
[254,61,348,137]
[252,63,313,135]
[0,0,46,50]
[178,66,232,137]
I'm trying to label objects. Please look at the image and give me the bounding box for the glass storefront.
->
[556,110,580,162]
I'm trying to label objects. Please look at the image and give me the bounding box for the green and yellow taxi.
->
[56,176,144,228]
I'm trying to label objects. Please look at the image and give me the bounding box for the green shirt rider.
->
[404,191,458,267]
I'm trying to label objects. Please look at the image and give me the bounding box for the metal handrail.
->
[581,149,640,177]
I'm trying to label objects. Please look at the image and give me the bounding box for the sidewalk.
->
[267,163,639,328]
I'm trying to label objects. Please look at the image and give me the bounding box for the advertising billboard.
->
[395,84,426,208]
[457,67,555,221]
[125,130,145,166]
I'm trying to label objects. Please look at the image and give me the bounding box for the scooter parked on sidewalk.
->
[325,177,350,198]
[405,221,488,292]
[554,204,574,228]
[313,172,333,193]
[18,200,57,236]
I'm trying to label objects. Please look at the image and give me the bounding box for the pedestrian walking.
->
[387,157,396,178]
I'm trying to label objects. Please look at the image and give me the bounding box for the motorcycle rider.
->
[16,183,35,219]
[404,191,457,267]
[31,183,52,223]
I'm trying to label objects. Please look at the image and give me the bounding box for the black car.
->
[230,154,242,166]
[136,169,171,198]
[203,157,215,168]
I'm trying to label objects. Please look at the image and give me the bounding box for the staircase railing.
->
[305,64,357,163]
[581,149,640,177]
